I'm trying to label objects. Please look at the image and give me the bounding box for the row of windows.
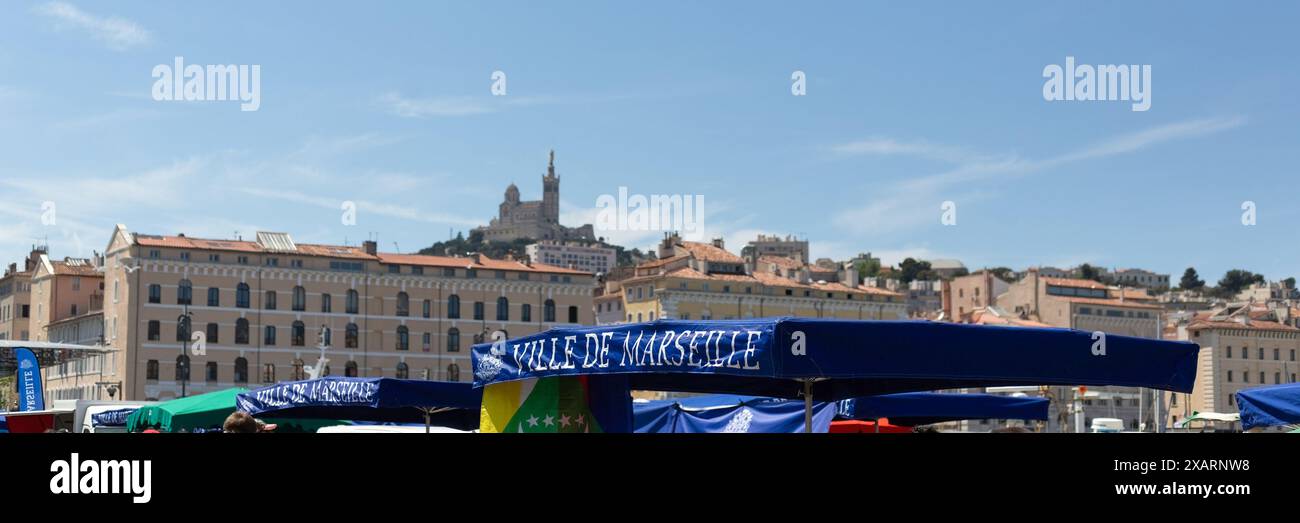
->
[146,357,461,382]
[146,282,578,321]
[1077,307,1154,319]
[146,319,469,352]
[672,281,896,301]
[1046,285,1108,299]
[1225,370,1297,385]
[1224,346,1297,361]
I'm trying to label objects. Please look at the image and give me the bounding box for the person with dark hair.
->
[222,411,260,433]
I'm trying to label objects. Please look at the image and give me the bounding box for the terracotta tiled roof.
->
[968,308,1052,328]
[1043,277,1107,289]
[757,255,803,270]
[52,259,100,277]
[636,254,688,270]
[376,253,589,275]
[1187,319,1300,332]
[663,266,758,283]
[1067,297,1162,310]
[133,233,588,274]
[677,241,745,264]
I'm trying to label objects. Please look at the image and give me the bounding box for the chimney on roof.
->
[5,263,15,276]
[362,240,378,255]
[711,237,725,249]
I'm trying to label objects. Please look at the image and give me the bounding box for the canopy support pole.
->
[423,409,431,434]
[803,379,813,433]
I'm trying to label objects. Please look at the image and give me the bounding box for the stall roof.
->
[472,318,1200,401]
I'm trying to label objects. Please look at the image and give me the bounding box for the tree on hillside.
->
[897,258,934,284]
[1179,267,1205,291]
[1078,263,1102,282]
[1217,269,1265,295]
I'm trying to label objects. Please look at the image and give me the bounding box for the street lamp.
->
[177,306,192,398]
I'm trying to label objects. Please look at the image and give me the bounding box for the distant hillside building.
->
[527,240,617,275]
[741,234,809,266]
[473,151,595,242]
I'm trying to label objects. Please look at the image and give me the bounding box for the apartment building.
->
[97,225,595,401]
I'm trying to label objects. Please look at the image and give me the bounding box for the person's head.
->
[222,411,260,433]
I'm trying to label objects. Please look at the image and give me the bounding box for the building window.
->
[346,323,358,348]
[544,300,556,322]
[522,303,532,323]
[422,332,432,352]
[148,284,161,304]
[396,362,409,379]
[206,322,219,344]
[293,286,306,311]
[175,355,190,381]
[345,361,358,377]
[568,306,579,323]
[1227,370,1233,382]
[347,289,359,314]
[147,320,160,341]
[388,264,400,274]
[447,327,460,352]
[448,295,461,319]
[235,318,249,344]
[177,279,192,305]
[206,361,218,382]
[396,292,410,317]
[292,359,306,381]
[207,287,220,307]
[1226,346,1232,358]
[236,283,250,308]
[146,359,159,380]
[446,363,460,382]
[397,326,410,351]
[264,290,277,310]
[176,315,191,342]
[422,299,431,318]
[321,293,332,313]
[1260,371,1265,384]
[262,363,275,383]
[264,325,277,345]
[1274,348,1280,360]
[1243,347,1249,359]
[497,297,509,321]
[1259,348,1265,359]
[474,301,484,320]
[292,321,306,346]
[234,357,249,383]
[1276,372,1282,384]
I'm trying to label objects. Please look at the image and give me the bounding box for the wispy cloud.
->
[377,91,632,118]
[832,116,1247,235]
[239,187,481,227]
[32,2,151,51]
[827,137,977,164]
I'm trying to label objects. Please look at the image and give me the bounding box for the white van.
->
[1089,417,1125,433]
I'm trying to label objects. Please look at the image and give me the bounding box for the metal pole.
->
[424,409,431,434]
[803,379,813,433]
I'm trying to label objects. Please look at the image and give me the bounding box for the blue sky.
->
[1,1,1297,283]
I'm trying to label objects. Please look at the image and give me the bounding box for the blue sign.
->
[91,408,139,427]
[472,318,1201,401]
[634,396,836,433]
[14,348,44,412]
[236,376,482,426]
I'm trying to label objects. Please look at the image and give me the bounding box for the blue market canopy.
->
[635,396,837,433]
[90,407,139,427]
[236,377,482,430]
[837,392,1049,426]
[472,318,1200,401]
[1235,383,1300,431]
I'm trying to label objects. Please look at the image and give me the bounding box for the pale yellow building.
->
[1174,305,1300,428]
[604,234,906,324]
[97,225,595,401]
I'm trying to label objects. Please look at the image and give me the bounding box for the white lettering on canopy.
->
[503,327,765,376]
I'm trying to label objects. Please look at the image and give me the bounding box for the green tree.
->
[1078,263,1102,282]
[855,258,882,279]
[1179,267,1205,291]
[1217,269,1265,295]
[897,258,933,284]
[1285,277,1296,290]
